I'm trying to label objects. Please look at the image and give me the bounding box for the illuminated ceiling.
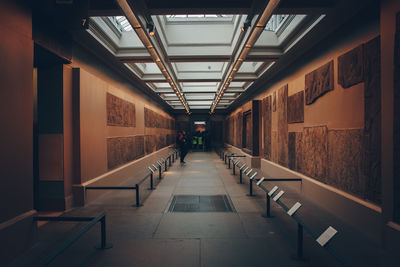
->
[86,0,326,113]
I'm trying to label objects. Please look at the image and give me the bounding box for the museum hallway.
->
[2,0,400,266]
[7,152,397,267]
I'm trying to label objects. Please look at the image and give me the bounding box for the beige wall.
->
[224,13,384,242]
[70,52,175,205]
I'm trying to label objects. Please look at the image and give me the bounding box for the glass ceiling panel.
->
[229,82,246,87]
[182,87,218,92]
[152,82,171,88]
[109,16,133,32]
[188,101,213,105]
[186,95,215,100]
[134,63,162,74]
[191,106,212,109]
[264,15,289,32]
[237,62,264,73]
[181,82,219,87]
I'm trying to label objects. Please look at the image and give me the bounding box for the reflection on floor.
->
[10,152,398,267]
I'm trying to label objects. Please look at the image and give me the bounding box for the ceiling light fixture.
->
[116,0,189,113]
[147,22,155,36]
[210,0,281,113]
[240,20,251,32]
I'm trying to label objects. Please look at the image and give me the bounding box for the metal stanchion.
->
[135,184,142,207]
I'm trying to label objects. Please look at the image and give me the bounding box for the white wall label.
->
[250,172,257,180]
[268,186,278,196]
[273,190,285,201]
[240,164,246,170]
[256,177,265,186]
[287,202,302,216]
[316,226,338,247]
[243,167,249,172]
[148,167,154,173]
[234,161,240,166]
[247,169,253,175]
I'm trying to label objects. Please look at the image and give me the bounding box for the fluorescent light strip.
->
[116,0,190,113]
[210,0,281,113]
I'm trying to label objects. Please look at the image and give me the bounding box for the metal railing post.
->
[297,223,304,259]
[164,160,167,172]
[262,193,271,218]
[159,165,162,180]
[233,162,236,175]
[135,184,141,207]
[149,172,154,190]
[247,179,254,196]
[169,155,172,166]
[101,216,106,249]
[228,157,231,168]
[239,169,243,184]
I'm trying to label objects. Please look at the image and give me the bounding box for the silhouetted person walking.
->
[177,130,188,164]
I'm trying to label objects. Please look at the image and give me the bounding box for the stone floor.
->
[9,152,399,267]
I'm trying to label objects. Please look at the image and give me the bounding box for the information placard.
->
[287,202,302,216]
[316,226,338,247]
[256,177,265,186]
[268,186,278,196]
[273,190,285,201]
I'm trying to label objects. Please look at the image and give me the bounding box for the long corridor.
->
[13,152,315,267]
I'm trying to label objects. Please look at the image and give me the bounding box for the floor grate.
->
[168,195,235,212]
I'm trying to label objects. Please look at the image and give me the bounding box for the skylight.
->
[109,16,132,32]
[265,15,289,32]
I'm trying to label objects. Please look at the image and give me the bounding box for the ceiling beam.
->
[211,0,282,112]
[116,56,154,63]
[116,0,190,112]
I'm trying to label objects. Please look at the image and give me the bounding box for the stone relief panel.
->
[338,45,364,88]
[305,60,334,105]
[271,131,278,163]
[362,36,381,203]
[263,96,272,160]
[107,135,144,170]
[328,129,364,197]
[225,116,234,145]
[289,132,302,172]
[244,111,252,151]
[166,134,175,146]
[107,93,136,127]
[156,135,166,150]
[145,135,156,155]
[301,126,328,182]
[287,91,304,123]
[278,85,288,167]
[235,112,243,148]
[144,107,175,129]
